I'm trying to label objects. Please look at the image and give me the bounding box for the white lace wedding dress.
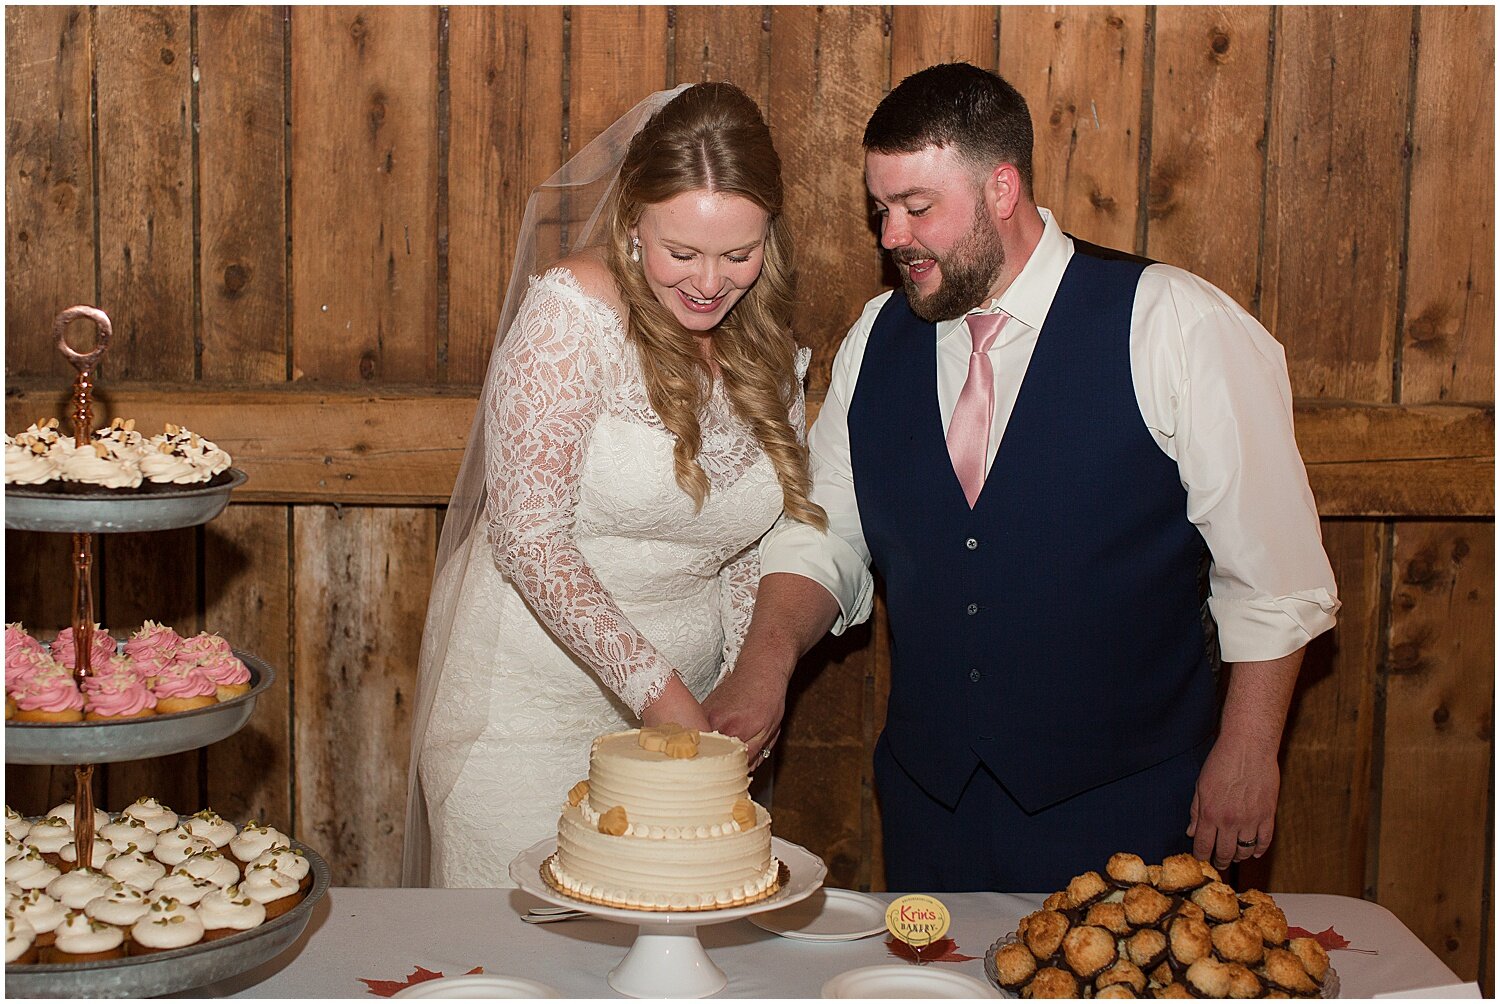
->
[417,268,807,887]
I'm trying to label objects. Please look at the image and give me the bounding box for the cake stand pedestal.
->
[509,836,827,998]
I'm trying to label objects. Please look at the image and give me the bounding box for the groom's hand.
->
[703,655,792,763]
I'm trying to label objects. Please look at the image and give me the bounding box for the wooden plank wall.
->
[4,6,1493,990]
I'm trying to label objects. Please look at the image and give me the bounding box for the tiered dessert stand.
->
[4,306,330,998]
[510,836,827,998]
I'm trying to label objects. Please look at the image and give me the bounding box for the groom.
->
[705,63,1339,892]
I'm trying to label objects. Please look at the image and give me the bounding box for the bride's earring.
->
[630,236,641,263]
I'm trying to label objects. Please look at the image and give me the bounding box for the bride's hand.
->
[641,674,711,733]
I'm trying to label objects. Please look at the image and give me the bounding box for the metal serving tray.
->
[4,468,248,534]
[3,839,331,999]
[5,650,275,765]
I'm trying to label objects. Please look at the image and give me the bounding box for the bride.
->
[402,83,826,887]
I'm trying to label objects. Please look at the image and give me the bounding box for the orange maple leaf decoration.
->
[359,965,486,997]
[1288,925,1378,954]
[885,936,978,964]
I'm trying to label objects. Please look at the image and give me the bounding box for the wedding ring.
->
[1236,838,1257,848]
[759,748,772,760]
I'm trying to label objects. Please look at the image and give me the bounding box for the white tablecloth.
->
[188,888,1462,998]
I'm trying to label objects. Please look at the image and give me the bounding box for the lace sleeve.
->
[482,279,676,716]
[715,542,760,683]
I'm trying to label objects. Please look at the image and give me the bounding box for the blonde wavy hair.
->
[605,83,826,530]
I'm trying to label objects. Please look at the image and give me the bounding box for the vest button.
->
[965,537,979,550]
[966,603,979,615]
[969,668,981,682]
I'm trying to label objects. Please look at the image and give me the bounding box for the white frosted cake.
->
[546,727,780,911]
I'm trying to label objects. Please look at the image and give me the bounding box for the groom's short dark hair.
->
[863,63,1034,194]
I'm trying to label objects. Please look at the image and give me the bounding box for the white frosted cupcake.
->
[4,831,24,863]
[4,807,31,842]
[181,809,236,849]
[45,867,114,910]
[97,816,157,855]
[23,817,73,860]
[249,847,311,890]
[6,847,62,890]
[198,884,266,941]
[84,882,151,927]
[45,803,112,834]
[153,826,214,867]
[6,913,37,964]
[120,797,178,834]
[150,873,220,906]
[228,822,291,870]
[130,896,204,954]
[240,867,302,920]
[7,889,66,947]
[102,848,166,889]
[47,910,126,962]
[58,839,114,872]
[174,850,239,888]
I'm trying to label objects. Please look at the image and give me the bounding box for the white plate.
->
[822,964,1001,999]
[751,887,889,941]
[392,974,561,998]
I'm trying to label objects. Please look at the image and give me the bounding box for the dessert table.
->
[173,887,1464,998]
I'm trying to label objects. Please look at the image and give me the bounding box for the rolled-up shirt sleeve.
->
[1135,266,1341,663]
[758,295,889,634]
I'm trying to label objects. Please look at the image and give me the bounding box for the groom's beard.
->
[894,203,1006,322]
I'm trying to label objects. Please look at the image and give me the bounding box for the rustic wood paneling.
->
[767,6,887,393]
[1147,7,1271,306]
[673,5,767,104]
[1262,7,1411,400]
[293,505,434,886]
[197,6,289,383]
[1402,6,1495,405]
[891,7,996,81]
[999,6,1148,251]
[1378,522,1494,981]
[4,5,96,382]
[94,5,195,381]
[98,526,201,814]
[204,504,292,827]
[7,387,1488,515]
[1241,521,1379,896]
[568,7,668,153]
[446,7,563,384]
[1,13,1495,991]
[289,7,439,383]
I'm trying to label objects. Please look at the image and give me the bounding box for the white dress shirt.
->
[761,208,1340,664]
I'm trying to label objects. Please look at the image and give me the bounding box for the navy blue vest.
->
[848,245,1217,812]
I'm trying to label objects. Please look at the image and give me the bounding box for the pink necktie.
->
[947,311,1007,508]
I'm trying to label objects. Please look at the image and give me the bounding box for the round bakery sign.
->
[884,894,951,947]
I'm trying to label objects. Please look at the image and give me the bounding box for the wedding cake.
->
[546,726,780,911]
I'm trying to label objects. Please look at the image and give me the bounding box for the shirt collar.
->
[936,207,1074,343]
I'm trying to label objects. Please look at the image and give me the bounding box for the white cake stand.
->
[509,835,827,998]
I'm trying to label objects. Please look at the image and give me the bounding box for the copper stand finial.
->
[55,305,112,876]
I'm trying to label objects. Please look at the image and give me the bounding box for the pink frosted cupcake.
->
[196,650,251,701]
[123,621,181,667]
[151,663,217,714]
[5,624,46,663]
[175,632,232,664]
[5,648,62,696]
[49,625,117,673]
[10,672,85,722]
[83,672,157,721]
